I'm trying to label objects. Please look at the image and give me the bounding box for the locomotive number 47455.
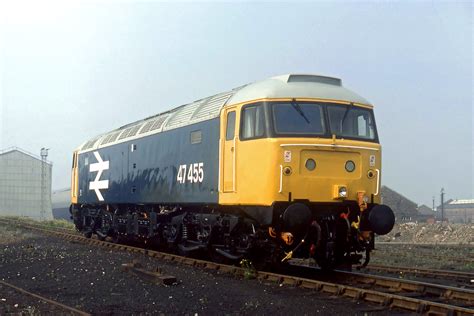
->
[176,162,204,184]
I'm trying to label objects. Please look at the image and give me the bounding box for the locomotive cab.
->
[219,95,395,267]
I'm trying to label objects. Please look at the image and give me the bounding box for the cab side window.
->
[226,111,236,140]
[241,104,265,140]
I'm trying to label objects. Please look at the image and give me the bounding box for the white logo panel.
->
[89,151,109,201]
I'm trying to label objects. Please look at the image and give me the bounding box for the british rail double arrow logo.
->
[89,151,109,201]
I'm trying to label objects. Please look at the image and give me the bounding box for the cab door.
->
[222,108,237,192]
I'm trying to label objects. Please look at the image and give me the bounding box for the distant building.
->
[417,204,436,223]
[52,188,72,221]
[0,147,53,219]
[381,186,418,222]
[438,199,474,223]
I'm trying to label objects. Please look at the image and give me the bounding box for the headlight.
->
[345,160,355,172]
[333,185,348,199]
[338,186,347,198]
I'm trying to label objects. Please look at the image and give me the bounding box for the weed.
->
[240,259,257,279]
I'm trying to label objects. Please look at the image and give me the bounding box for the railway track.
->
[0,279,90,315]
[333,270,473,308]
[375,251,474,265]
[286,263,474,311]
[362,264,474,285]
[289,259,474,289]
[377,242,474,246]
[1,218,473,315]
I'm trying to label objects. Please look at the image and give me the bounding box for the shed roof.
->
[0,147,52,165]
[77,74,372,153]
[444,199,474,209]
[449,199,474,205]
[417,204,435,215]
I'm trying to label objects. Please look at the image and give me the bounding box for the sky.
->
[0,0,472,207]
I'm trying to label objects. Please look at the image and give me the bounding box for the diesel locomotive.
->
[70,74,395,269]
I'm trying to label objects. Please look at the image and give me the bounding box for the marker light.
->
[345,160,355,172]
[305,159,316,171]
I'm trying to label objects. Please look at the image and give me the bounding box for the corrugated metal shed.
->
[440,200,474,223]
[446,199,474,207]
[0,147,53,219]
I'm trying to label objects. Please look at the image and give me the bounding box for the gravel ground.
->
[0,224,402,315]
[0,282,77,315]
[381,222,474,244]
[372,223,474,272]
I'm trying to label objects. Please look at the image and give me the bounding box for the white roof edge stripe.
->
[279,144,379,151]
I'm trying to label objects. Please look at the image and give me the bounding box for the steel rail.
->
[374,248,474,264]
[1,219,474,316]
[362,264,474,282]
[377,242,474,246]
[333,270,474,306]
[0,279,91,316]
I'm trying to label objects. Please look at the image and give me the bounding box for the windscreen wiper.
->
[340,102,353,129]
[291,99,310,124]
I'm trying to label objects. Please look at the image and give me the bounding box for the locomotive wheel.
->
[315,249,336,270]
[83,231,92,239]
[98,211,112,242]
[249,244,286,273]
[112,233,122,244]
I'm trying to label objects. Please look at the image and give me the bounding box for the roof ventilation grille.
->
[127,124,142,138]
[150,115,168,131]
[108,131,121,143]
[82,138,100,150]
[100,134,113,145]
[118,127,133,140]
[139,120,155,134]
[192,92,234,120]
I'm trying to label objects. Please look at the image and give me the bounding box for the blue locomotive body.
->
[76,118,220,205]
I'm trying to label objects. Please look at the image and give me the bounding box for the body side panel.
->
[76,118,220,205]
